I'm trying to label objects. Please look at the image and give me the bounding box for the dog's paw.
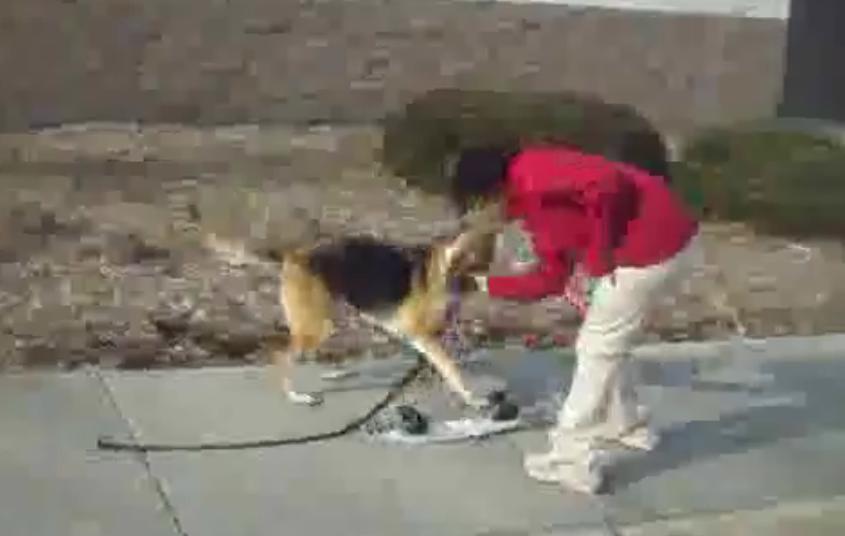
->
[287,391,324,406]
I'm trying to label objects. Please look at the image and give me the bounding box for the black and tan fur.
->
[204,207,749,410]
[204,226,498,407]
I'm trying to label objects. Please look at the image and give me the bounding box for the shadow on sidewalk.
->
[611,357,845,491]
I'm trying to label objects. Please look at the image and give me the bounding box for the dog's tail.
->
[201,209,325,268]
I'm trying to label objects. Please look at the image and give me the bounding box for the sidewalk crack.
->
[87,366,189,536]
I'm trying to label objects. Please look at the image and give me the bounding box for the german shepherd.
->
[204,213,748,410]
[204,224,498,408]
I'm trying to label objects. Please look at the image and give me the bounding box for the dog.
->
[204,223,499,408]
[203,208,748,411]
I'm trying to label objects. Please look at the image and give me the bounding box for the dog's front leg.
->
[408,336,489,409]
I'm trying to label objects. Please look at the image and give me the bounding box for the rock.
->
[113,336,166,370]
[20,340,60,368]
[149,309,192,342]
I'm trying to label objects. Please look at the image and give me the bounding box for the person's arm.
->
[482,192,573,300]
[581,169,633,278]
[485,247,571,301]
[477,149,630,299]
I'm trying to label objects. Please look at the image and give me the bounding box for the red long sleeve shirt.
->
[486,146,698,301]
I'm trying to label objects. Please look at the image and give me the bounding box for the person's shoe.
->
[524,449,570,474]
[615,424,660,452]
[523,450,607,495]
[603,405,661,452]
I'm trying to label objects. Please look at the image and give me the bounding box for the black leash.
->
[96,356,428,453]
[96,283,471,454]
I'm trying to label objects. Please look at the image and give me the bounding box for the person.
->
[450,144,700,494]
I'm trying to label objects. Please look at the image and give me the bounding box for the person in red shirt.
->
[451,145,701,494]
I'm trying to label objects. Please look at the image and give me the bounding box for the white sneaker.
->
[523,450,607,495]
[609,405,661,452]
[615,424,661,452]
[524,449,572,473]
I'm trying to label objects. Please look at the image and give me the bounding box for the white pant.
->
[550,233,701,455]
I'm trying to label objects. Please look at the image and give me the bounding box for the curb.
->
[631,333,845,361]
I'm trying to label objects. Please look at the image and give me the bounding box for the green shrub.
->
[675,125,845,237]
[381,89,670,195]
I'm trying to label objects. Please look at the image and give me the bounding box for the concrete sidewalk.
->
[2,335,845,535]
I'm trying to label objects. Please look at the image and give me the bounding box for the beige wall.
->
[0,0,787,137]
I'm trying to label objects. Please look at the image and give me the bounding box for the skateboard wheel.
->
[486,389,508,406]
[396,405,429,435]
[486,390,519,421]
[491,400,519,422]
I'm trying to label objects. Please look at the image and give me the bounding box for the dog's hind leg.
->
[277,259,334,406]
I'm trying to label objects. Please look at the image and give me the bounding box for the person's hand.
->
[473,274,489,294]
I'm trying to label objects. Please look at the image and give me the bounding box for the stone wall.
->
[0,0,787,137]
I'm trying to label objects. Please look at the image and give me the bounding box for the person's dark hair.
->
[450,146,516,213]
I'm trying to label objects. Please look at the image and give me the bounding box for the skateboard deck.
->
[363,391,524,445]
[367,415,524,445]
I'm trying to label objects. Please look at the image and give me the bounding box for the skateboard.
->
[363,391,524,445]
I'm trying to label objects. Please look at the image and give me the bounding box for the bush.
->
[381,89,670,195]
[675,125,845,237]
